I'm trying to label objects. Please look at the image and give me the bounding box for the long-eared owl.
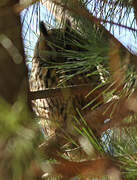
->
[29,20,101,137]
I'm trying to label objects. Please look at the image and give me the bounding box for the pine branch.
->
[108,41,126,91]
[95,17,137,33]
[30,83,137,135]
[85,89,137,135]
[133,0,137,23]
[42,155,121,180]
[13,0,39,13]
[29,84,105,100]
[52,0,137,66]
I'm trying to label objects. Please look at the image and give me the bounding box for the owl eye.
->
[64,19,71,34]
[39,21,48,38]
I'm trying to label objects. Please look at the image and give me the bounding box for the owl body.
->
[29,20,101,137]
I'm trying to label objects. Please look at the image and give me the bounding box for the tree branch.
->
[133,0,137,23]
[85,89,137,135]
[29,84,101,100]
[0,0,28,104]
[52,0,137,66]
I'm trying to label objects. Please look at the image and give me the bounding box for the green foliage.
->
[109,126,137,179]
[0,98,41,180]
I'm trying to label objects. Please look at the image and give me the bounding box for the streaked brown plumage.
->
[29,20,102,138]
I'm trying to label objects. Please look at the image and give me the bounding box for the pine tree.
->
[23,0,137,179]
[1,0,136,180]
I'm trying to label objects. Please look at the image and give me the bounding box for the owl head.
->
[35,19,85,65]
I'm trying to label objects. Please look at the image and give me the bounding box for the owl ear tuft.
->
[39,21,48,37]
[64,19,71,33]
